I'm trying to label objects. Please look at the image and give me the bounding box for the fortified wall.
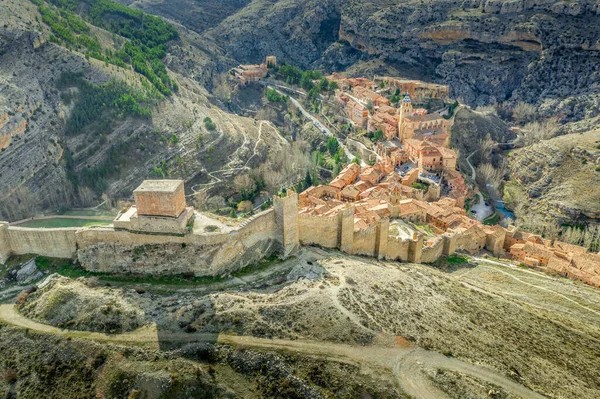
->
[297,205,503,263]
[0,181,299,276]
[76,209,279,276]
[0,222,77,263]
[0,180,505,275]
[1,180,598,288]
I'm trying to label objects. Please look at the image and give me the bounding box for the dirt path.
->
[0,304,547,399]
[472,257,600,317]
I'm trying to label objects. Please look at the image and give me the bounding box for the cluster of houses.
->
[331,73,451,142]
[328,73,467,206]
[508,231,600,287]
[230,56,277,85]
[299,158,474,236]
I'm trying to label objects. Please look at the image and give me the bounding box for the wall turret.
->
[338,205,355,253]
[408,232,423,263]
[274,190,299,258]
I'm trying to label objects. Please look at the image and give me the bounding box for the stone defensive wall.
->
[76,208,280,276]
[421,237,445,264]
[0,192,518,276]
[0,222,77,263]
[298,213,339,248]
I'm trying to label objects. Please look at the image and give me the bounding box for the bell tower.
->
[398,94,413,142]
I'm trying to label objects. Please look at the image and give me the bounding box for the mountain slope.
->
[0,0,291,220]
[505,129,600,231]
[188,0,600,121]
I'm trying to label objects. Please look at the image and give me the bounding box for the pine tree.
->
[304,170,312,187]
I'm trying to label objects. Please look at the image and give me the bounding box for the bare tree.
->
[512,102,536,125]
[78,186,96,207]
[517,119,559,146]
[234,174,256,194]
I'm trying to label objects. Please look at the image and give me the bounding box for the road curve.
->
[0,304,547,399]
[267,85,365,166]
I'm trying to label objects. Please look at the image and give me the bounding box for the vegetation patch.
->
[34,255,281,286]
[32,0,179,95]
[57,72,154,136]
[446,254,469,264]
[483,211,501,226]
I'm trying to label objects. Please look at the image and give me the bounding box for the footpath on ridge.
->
[0,304,546,399]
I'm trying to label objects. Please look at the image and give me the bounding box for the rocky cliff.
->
[0,0,288,220]
[505,129,600,225]
[181,0,600,121]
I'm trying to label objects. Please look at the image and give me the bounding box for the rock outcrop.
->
[177,0,600,121]
[505,129,600,225]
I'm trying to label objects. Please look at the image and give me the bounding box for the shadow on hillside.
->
[152,250,327,352]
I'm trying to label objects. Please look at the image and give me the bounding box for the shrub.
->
[2,369,18,384]
[16,291,29,305]
[203,117,216,131]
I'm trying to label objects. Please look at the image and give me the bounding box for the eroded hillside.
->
[160,0,600,122]
[0,0,294,220]
[505,129,600,226]
[4,249,600,398]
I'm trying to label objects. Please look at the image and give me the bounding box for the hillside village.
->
[228,64,600,288]
[2,59,599,288]
[3,0,600,397]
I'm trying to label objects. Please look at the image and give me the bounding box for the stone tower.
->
[442,232,458,256]
[408,233,423,263]
[274,190,299,258]
[266,56,277,68]
[398,94,413,142]
[338,204,355,253]
[376,217,389,259]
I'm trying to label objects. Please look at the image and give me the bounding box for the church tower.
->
[398,94,413,142]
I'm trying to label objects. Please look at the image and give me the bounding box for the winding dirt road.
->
[0,304,546,399]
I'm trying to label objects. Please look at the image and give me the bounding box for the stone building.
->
[376,76,449,102]
[398,95,450,143]
[352,86,390,107]
[404,139,457,173]
[114,180,194,235]
[230,57,275,85]
[329,163,360,189]
[346,99,369,127]
[265,56,277,68]
[368,109,398,139]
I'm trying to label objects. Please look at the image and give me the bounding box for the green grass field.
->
[17,218,112,228]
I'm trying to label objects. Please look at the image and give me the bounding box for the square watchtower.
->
[114,179,194,235]
[134,180,186,218]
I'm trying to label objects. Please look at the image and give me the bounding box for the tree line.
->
[57,72,153,136]
[32,0,179,95]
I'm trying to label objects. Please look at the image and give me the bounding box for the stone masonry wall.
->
[1,195,520,276]
[274,192,300,257]
[421,237,445,263]
[3,226,77,259]
[352,227,378,257]
[76,209,278,276]
[298,214,339,248]
[384,236,412,261]
[0,222,10,264]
